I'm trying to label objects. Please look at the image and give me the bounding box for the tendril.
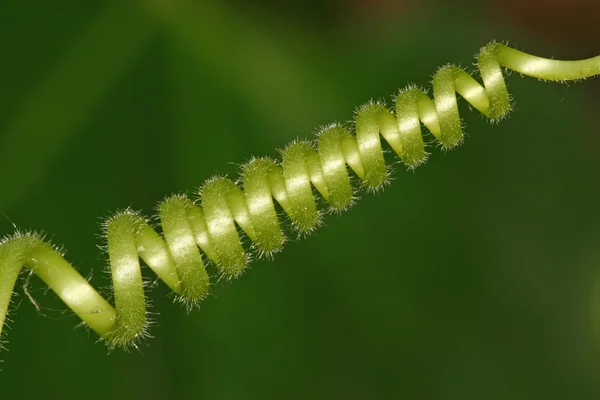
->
[1,42,599,350]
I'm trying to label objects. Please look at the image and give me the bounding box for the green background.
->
[1,1,599,398]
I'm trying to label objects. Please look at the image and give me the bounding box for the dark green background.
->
[1,1,599,399]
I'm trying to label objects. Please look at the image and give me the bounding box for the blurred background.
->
[1,0,599,398]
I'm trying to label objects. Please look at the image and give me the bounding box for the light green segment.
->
[354,103,388,189]
[1,42,599,349]
[200,178,250,276]
[0,239,25,340]
[106,213,148,347]
[477,43,511,120]
[160,196,209,307]
[186,205,219,263]
[497,44,600,81]
[280,142,321,232]
[317,126,355,210]
[135,222,181,293]
[242,159,285,254]
[0,235,116,340]
[396,87,429,166]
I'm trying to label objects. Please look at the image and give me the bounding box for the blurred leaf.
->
[0,1,154,212]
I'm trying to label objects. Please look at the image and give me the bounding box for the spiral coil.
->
[1,42,599,349]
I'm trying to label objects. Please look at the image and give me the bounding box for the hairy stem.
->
[1,42,598,350]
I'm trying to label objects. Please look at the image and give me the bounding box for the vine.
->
[1,41,599,351]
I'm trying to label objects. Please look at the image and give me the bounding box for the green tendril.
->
[1,42,599,350]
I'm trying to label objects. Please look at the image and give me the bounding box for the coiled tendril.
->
[1,42,599,349]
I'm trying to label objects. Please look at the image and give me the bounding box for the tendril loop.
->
[1,42,599,349]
